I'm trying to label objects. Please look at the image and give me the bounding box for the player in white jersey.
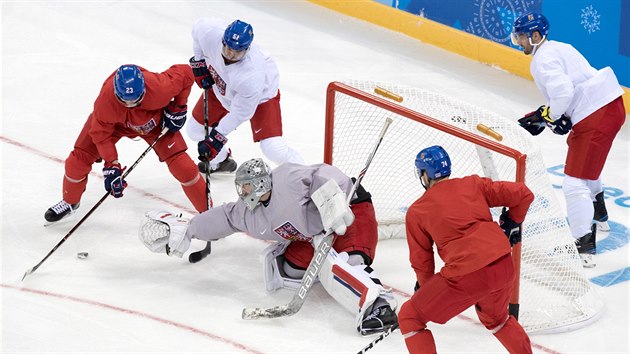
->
[186,18,304,174]
[512,12,626,267]
[139,158,397,335]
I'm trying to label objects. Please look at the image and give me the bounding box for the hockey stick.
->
[189,88,212,263]
[357,323,399,354]
[242,117,393,320]
[22,127,170,281]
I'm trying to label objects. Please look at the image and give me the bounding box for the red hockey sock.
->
[493,316,532,354]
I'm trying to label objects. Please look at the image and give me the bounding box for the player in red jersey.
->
[44,64,208,223]
[399,145,534,354]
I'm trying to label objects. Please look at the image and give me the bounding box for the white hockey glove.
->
[311,179,355,235]
[138,210,191,258]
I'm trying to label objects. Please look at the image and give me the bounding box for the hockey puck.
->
[77,252,89,259]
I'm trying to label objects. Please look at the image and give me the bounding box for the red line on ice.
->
[2,284,264,354]
[3,135,562,354]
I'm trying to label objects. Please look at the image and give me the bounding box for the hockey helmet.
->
[415,145,451,183]
[223,20,254,52]
[511,12,549,45]
[114,64,145,107]
[235,158,272,210]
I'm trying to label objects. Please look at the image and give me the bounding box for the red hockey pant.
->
[63,116,208,212]
[192,89,283,142]
[398,254,531,354]
[565,96,625,180]
[283,201,378,268]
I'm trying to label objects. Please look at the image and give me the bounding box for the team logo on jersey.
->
[127,118,156,135]
[274,222,310,242]
[208,64,226,95]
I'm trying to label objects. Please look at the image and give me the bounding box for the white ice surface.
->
[2,1,629,353]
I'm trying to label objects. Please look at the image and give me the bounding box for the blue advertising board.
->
[374,0,629,88]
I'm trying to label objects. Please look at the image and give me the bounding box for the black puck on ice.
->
[77,252,89,259]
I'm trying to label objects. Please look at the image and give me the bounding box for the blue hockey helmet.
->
[223,20,254,52]
[114,64,145,106]
[512,12,549,40]
[415,145,451,182]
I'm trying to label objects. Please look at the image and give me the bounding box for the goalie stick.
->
[357,323,399,353]
[242,117,393,320]
[189,89,213,263]
[22,127,169,281]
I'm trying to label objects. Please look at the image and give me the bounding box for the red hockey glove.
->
[189,57,214,89]
[103,161,127,198]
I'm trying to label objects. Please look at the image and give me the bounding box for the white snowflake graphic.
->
[581,5,601,34]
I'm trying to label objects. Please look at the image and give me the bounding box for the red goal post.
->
[323,81,602,334]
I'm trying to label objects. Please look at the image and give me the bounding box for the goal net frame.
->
[323,81,603,334]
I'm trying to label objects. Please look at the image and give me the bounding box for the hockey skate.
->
[593,192,610,232]
[198,156,237,174]
[358,297,398,336]
[44,200,80,224]
[575,224,597,268]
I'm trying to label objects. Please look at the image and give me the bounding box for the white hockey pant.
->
[563,175,602,238]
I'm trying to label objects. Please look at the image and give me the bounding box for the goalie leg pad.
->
[318,250,397,333]
[262,241,303,292]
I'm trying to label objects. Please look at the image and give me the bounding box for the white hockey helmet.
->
[235,158,272,210]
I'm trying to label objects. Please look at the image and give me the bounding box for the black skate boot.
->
[198,156,237,174]
[575,224,597,268]
[593,192,609,232]
[45,200,80,223]
[358,297,398,336]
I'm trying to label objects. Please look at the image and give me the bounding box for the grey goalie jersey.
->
[186,163,354,243]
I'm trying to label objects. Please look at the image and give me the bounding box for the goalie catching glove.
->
[139,210,192,258]
[311,179,355,235]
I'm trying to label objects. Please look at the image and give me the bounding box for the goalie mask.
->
[235,158,272,210]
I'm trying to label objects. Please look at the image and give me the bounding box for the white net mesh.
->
[326,80,603,334]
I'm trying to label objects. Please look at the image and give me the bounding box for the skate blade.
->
[43,212,78,227]
[596,220,610,232]
[580,254,596,268]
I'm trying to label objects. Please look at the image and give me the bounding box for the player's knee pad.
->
[262,242,305,292]
[318,249,397,328]
[562,175,590,198]
[259,137,304,165]
[185,114,206,142]
[563,175,596,237]
[65,148,98,180]
[398,300,428,334]
[165,152,199,184]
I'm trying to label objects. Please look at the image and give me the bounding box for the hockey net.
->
[324,81,603,334]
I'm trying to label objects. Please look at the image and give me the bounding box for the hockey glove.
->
[103,161,127,198]
[499,207,522,246]
[311,179,355,235]
[546,115,572,135]
[517,106,546,136]
[189,56,214,89]
[198,128,227,161]
[162,102,187,132]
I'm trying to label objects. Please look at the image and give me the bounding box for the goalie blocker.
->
[139,161,398,336]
